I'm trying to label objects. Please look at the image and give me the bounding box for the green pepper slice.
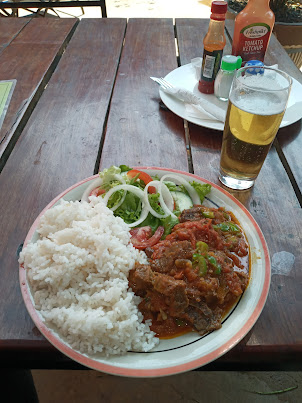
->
[213,222,240,234]
[196,241,209,254]
[202,210,215,219]
[207,256,222,275]
[192,253,208,276]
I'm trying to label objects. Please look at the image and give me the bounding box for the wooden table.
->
[0,17,301,371]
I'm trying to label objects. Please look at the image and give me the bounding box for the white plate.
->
[20,167,270,377]
[160,63,302,131]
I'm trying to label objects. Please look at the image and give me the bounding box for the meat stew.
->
[129,205,250,338]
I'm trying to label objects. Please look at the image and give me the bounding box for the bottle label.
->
[237,23,271,62]
[201,49,223,82]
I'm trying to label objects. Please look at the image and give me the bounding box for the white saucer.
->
[160,63,302,131]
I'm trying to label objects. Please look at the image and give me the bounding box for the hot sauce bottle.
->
[198,1,228,95]
[232,0,275,64]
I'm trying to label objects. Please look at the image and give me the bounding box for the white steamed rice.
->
[19,197,159,356]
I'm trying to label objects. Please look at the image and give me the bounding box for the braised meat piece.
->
[185,305,222,333]
[150,240,193,274]
[179,206,205,222]
[128,264,153,295]
[129,264,189,316]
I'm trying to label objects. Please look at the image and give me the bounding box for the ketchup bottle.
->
[198,1,227,95]
[231,0,275,64]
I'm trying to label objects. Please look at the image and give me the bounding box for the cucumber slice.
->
[170,191,193,211]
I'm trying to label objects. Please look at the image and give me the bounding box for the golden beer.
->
[220,99,285,181]
[219,66,291,190]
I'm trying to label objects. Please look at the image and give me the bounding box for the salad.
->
[81,165,211,249]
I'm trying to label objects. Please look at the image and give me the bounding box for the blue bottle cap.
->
[246,60,264,75]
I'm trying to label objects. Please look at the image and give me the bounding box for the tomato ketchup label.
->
[200,49,223,82]
[234,23,271,62]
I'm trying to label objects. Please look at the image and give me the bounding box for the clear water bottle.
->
[214,55,242,101]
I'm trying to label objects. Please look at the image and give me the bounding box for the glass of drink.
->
[219,66,292,190]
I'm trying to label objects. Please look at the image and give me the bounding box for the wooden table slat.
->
[0,18,126,342]
[0,18,78,169]
[100,18,189,171]
[0,18,31,54]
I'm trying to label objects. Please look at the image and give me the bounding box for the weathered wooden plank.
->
[0,18,77,169]
[0,18,31,54]
[176,18,302,359]
[267,34,302,201]
[275,121,302,199]
[0,19,126,342]
[100,18,188,171]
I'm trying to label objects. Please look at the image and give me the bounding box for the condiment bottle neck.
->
[207,18,225,35]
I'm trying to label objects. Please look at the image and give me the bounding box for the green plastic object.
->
[221,55,242,71]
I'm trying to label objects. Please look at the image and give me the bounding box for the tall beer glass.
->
[219,66,292,190]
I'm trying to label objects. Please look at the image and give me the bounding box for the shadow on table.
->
[0,369,38,403]
[277,119,302,147]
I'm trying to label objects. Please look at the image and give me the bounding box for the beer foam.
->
[231,73,289,116]
[237,72,286,91]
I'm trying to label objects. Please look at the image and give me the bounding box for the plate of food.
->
[19,166,270,377]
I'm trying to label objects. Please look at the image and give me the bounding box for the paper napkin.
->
[161,86,227,122]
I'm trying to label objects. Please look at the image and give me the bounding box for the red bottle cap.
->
[211,1,227,20]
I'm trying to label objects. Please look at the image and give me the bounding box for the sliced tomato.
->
[130,226,164,250]
[127,170,156,193]
[89,187,106,197]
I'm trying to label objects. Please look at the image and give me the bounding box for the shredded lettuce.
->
[165,182,189,196]
[189,181,211,203]
[101,180,122,192]
[107,189,124,209]
[138,212,179,239]
[128,175,145,190]
[139,213,160,234]
[160,215,179,238]
[98,166,123,192]
[148,193,165,216]
[119,164,132,172]
[99,166,121,180]
[114,192,142,224]
[163,181,178,192]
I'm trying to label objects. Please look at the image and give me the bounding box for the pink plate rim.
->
[19,167,271,377]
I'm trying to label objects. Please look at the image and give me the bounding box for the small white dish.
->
[160,63,302,131]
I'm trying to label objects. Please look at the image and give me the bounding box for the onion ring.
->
[160,174,200,205]
[81,178,103,203]
[102,184,149,227]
